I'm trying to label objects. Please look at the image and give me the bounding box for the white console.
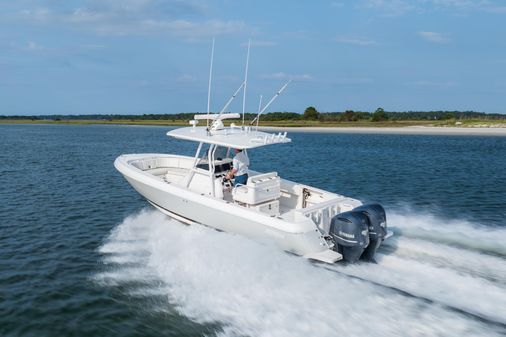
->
[232,172,281,205]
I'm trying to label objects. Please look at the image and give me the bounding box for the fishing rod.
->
[250,80,291,127]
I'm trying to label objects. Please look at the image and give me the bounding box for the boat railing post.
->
[209,145,216,197]
[185,142,203,188]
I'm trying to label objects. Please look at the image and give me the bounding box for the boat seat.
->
[232,172,281,205]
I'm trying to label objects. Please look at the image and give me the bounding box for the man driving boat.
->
[226,148,249,185]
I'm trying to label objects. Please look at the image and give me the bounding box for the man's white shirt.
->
[233,151,249,176]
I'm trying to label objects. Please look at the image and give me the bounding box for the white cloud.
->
[98,0,158,13]
[18,8,52,22]
[126,19,247,38]
[418,31,450,43]
[18,41,48,53]
[429,0,506,13]
[360,0,506,15]
[429,0,484,10]
[66,8,109,23]
[335,36,378,46]
[84,0,207,18]
[259,72,313,81]
[176,74,196,82]
[11,2,248,39]
[485,5,506,13]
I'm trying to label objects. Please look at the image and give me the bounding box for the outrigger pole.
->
[212,81,245,123]
[242,39,251,126]
[206,38,215,129]
[250,80,291,128]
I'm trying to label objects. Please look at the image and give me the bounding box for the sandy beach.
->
[259,126,506,136]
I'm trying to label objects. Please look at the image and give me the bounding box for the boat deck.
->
[142,166,302,220]
[126,155,360,231]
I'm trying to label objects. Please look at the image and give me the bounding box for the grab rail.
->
[296,198,342,232]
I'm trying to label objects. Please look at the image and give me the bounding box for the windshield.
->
[214,146,230,161]
[196,145,231,169]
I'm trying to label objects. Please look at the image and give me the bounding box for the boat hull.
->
[115,154,342,263]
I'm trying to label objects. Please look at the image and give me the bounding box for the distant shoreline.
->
[1,119,506,136]
[259,126,506,136]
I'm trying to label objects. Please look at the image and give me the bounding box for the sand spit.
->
[259,126,506,136]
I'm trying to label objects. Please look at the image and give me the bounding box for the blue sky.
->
[1,0,505,115]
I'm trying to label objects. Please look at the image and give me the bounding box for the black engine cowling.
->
[329,203,387,263]
[353,203,387,261]
[329,211,370,263]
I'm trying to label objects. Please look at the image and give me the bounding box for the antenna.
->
[206,38,215,129]
[242,39,251,126]
[250,80,291,127]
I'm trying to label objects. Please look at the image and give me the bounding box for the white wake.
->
[96,209,506,337]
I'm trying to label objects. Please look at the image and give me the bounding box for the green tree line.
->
[2,108,505,121]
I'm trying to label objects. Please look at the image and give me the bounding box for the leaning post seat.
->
[232,172,281,205]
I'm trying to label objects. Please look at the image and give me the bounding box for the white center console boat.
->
[115,41,391,263]
[115,113,392,263]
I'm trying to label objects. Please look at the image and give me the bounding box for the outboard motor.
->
[353,203,387,262]
[329,211,370,263]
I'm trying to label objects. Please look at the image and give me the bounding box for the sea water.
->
[1,124,505,336]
